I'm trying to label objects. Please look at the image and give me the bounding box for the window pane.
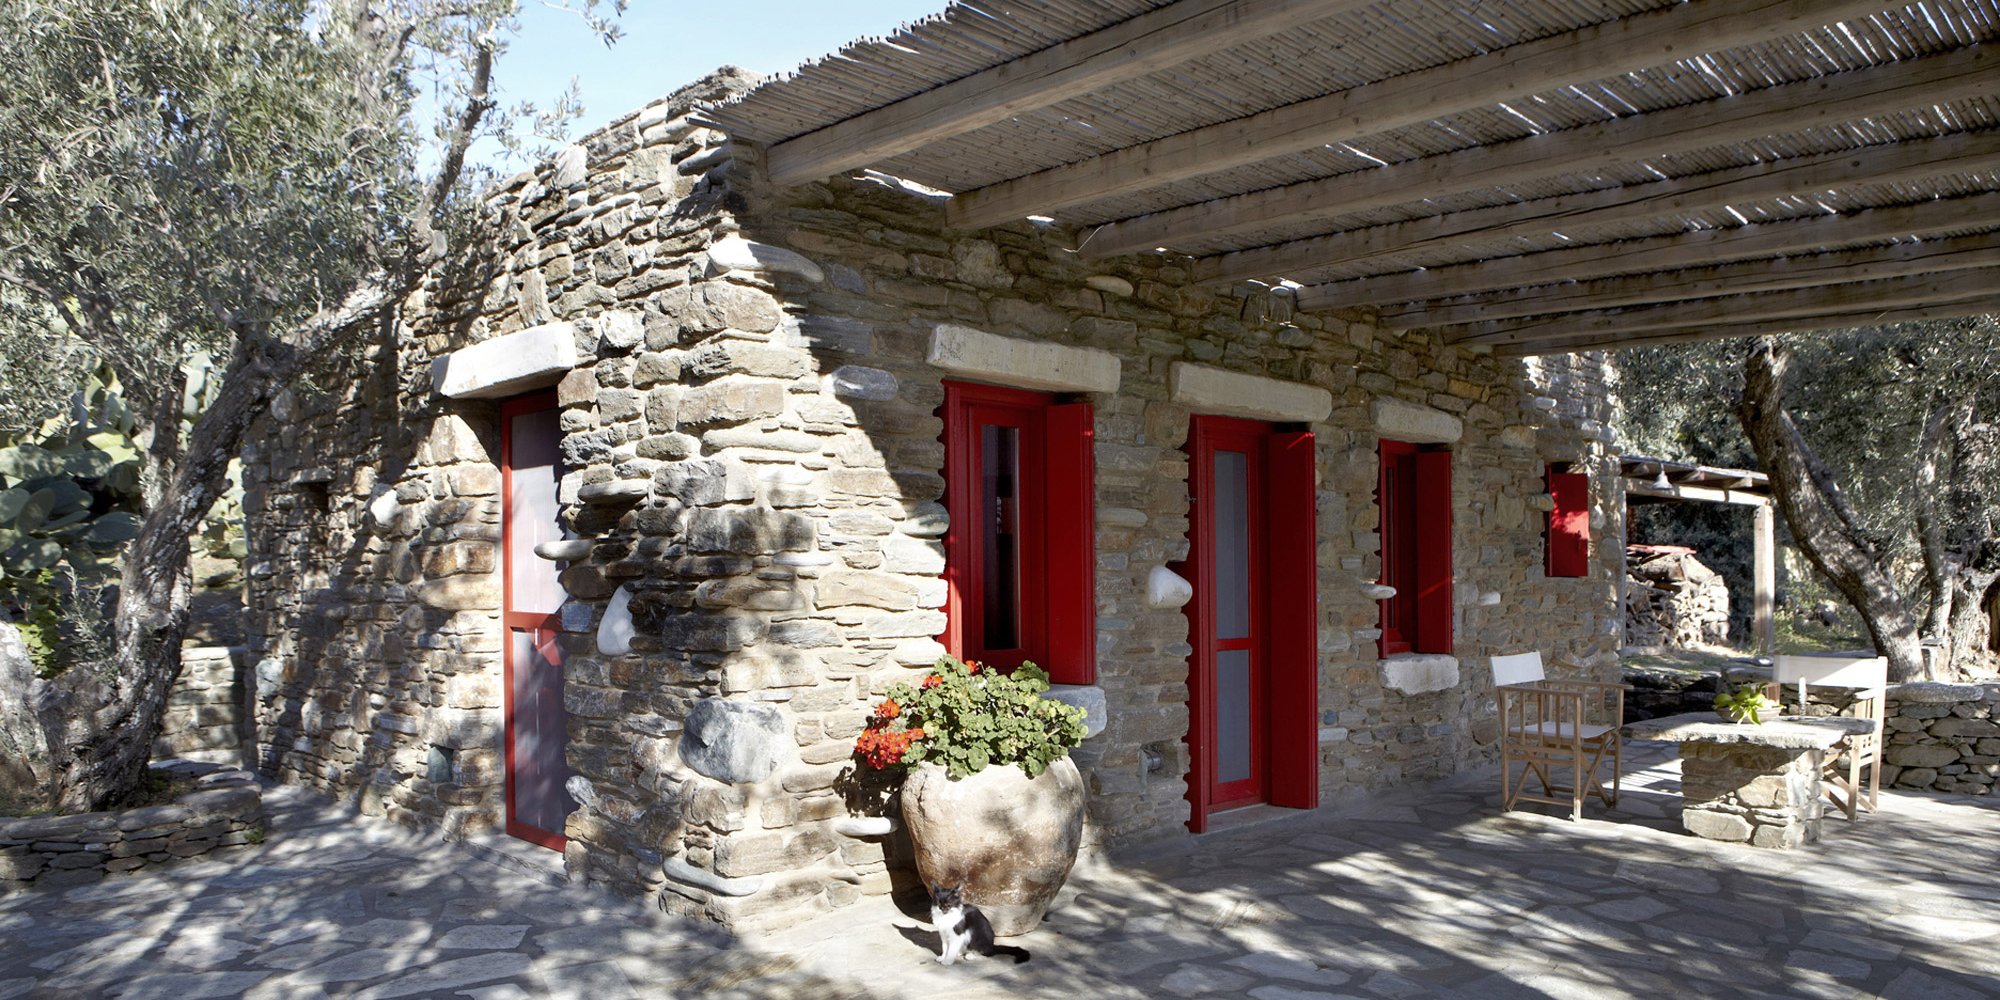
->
[981,423,1021,651]
[1216,648,1252,784]
[508,408,567,615]
[511,628,575,834]
[1214,450,1251,641]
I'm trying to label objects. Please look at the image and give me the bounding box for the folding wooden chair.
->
[1765,654,1887,820]
[1494,652,1626,821]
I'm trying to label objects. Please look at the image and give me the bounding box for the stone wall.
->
[156,646,249,765]
[242,70,1623,930]
[1879,682,1999,795]
[0,763,261,891]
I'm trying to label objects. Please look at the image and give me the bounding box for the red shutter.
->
[1546,469,1590,578]
[1413,450,1454,654]
[1264,431,1319,810]
[1042,403,1096,685]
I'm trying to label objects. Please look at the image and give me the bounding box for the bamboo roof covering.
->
[700,0,2000,356]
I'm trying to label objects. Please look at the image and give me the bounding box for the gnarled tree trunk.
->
[1738,337,1928,681]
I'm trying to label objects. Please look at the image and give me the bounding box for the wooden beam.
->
[1083,44,1995,259]
[1380,235,2000,328]
[762,0,1380,186]
[1627,483,1772,507]
[1299,191,2000,309]
[1493,296,2000,356]
[1195,130,2000,285]
[1450,268,2000,346]
[948,0,1898,229]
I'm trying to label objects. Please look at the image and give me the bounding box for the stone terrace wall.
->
[1880,682,1999,795]
[0,764,261,891]
[242,69,1623,930]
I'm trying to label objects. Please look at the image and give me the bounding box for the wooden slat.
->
[1450,268,2000,345]
[1083,45,1996,259]
[763,0,1382,186]
[1299,191,2000,309]
[1194,130,2000,285]
[1627,483,1773,506]
[949,0,1896,229]
[1379,235,2000,328]
[1494,297,2000,356]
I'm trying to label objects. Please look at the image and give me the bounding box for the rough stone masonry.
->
[241,70,1625,929]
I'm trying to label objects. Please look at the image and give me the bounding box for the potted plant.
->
[854,655,1088,936]
[1714,683,1778,724]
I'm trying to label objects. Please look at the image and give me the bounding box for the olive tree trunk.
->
[1738,337,1929,681]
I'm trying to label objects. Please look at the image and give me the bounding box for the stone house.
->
[241,68,1621,929]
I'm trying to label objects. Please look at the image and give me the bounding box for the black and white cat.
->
[929,884,1031,966]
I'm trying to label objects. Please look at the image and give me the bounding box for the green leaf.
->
[1,538,62,575]
[0,488,27,525]
[84,512,144,546]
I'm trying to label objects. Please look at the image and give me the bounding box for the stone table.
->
[1625,712,1876,849]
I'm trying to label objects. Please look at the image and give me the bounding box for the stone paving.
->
[4,742,1998,999]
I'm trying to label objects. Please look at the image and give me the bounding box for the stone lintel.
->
[1168,362,1333,423]
[927,323,1120,394]
[1372,397,1463,444]
[436,322,580,399]
[1381,654,1461,695]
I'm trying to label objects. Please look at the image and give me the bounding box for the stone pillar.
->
[1678,742,1824,849]
[1753,502,1776,656]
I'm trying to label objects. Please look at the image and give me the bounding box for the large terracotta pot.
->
[899,756,1084,936]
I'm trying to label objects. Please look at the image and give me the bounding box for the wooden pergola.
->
[1622,456,1777,654]
[701,0,1999,356]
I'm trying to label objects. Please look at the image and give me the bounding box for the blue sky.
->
[483,2,947,162]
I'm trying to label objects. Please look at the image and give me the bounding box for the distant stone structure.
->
[240,72,1623,929]
[1624,545,1731,648]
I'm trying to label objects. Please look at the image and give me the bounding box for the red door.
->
[1183,417,1320,831]
[501,392,575,850]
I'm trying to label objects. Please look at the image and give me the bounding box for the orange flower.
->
[875,698,901,721]
[966,660,982,674]
[921,674,943,689]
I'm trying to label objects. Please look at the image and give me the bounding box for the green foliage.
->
[861,656,1088,780]
[1714,683,1777,724]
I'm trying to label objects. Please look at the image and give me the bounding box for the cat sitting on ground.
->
[929,884,1031,966]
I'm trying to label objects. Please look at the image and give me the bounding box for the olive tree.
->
[0,0,619,810]
[1618,317,2000,681]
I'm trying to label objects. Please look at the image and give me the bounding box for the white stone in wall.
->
[1381,654,1461,695]
[598,585,635,656]
[1085,275,1134,297]
[565,775,599,809]
[366,488,400,528]
[832,816,898,837]
[1478,591,1502,606]
[705,235,825,283]
[1372,398,1463,444]
[1146,566,1193,609]
[596,310,645,350]
[927,323,1120,394]
[535,539,593,561]
[551,144,587,188]
[663,857,763,897]
[435,322,580,399]
[1361,583,1396,600]
[1168,362,1333,424]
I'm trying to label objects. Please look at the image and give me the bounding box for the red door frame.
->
[500,391,566,850]
[941,382,1050,672]
[1182,417,1319,831]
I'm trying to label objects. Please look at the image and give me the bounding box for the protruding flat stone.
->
[927,323,1120,394]
[435,323,580,400]
[1372,397,1463,444]
[831,817,897,837]
[705,235,824,283]
[662,857,763,897]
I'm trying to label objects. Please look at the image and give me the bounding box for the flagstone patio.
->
[2,741,1995,999]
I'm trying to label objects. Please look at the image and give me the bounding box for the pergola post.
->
[1754,501,1777,656]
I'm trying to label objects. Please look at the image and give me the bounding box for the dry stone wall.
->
[242,70,1623,930]
[1880,683,1999,795]
[155,646,249,765]
[0,763,261,891]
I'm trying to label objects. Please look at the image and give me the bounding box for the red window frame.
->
[500,390,568,852]
[1378,440,1453,657]
[941,382,1095,685]
[1545,465,1590,578]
